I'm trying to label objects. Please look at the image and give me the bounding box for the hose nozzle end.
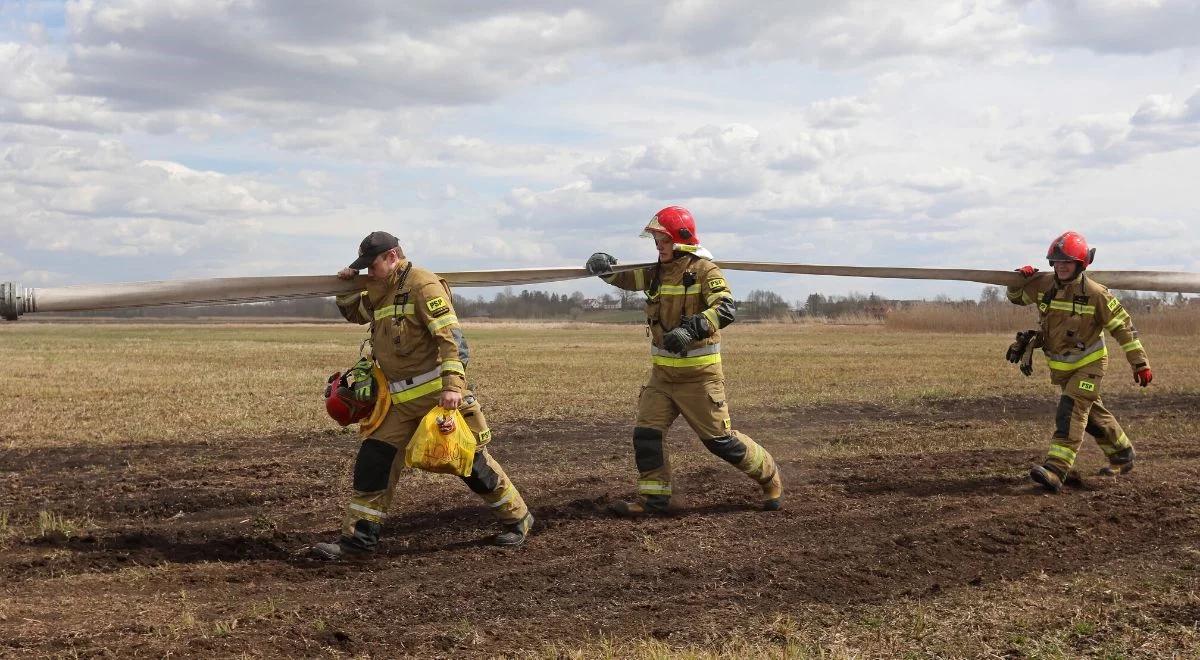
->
[1,282,28,321]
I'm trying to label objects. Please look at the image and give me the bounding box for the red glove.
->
[1016,265,1039,278]
[1134,367,1153,387]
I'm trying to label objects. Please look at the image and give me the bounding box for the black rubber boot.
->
[1098,447,1135,477]
[1030,464,1064,493]
[310,538,373,561]
[494,513,534,547]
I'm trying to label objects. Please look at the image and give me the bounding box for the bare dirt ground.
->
[3,392,1199,658]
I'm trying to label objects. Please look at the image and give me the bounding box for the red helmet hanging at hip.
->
[641,206,699,245]
[1046,231,1096,269]
[324,371,375,426]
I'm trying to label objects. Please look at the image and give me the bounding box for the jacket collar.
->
[366,259,412,301]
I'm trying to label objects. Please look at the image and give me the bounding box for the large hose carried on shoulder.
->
[4,263,1199,320]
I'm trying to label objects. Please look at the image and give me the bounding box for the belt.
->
[388,367,443,404]
[651,342,721,358]
[1043,338,1106,364]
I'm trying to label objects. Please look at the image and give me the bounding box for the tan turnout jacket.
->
[337,260,469,396]
[603,249,736,382]
[1007,272,1149,378]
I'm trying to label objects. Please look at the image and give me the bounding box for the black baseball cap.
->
[349,231,400,270]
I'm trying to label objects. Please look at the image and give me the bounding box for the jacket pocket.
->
[705,380,727,410]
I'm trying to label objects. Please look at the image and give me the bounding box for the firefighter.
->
[312,231,533,559]
[1009,231,1153,493]
[586,206,783,515]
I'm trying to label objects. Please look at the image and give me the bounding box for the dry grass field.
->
[2,321,1199,658]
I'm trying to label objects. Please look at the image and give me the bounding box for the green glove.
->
[348,357,375,401]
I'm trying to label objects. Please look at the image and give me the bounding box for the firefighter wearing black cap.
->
[312,231,533,559]
[1009,231,1153,493]
[586,206,783,515]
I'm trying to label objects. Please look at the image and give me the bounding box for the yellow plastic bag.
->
[405,406,477,477]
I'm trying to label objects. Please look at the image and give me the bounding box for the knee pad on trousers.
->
[353,439,398,492]
[462,451,499,494]
[702,434,748,465]
[1085,419,1105,438]
[1054,395,1074,439]
[633,427,665,472]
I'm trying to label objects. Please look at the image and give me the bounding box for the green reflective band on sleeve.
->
[652,353,722,368]
[440,360,465,375]
[657,284,701,295]
[1047,444,1078,465]
[1105,312,1130,331]
[634,269,646,290]
[1047,300,1096,315]
[637,480,672,495]
[427,315,459,332]
[389,378,443,404]
[701,307,719,329]
[373,303,416,320]
[1121,339,1144,353]
[706,291,734,305]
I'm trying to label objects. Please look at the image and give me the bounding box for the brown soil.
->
[3,396,1199,657]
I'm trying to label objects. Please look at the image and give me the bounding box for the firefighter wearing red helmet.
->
[311,231,533,559]
[586,206,783,515]
[1008,231,1152,493]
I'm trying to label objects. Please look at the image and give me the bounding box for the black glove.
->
[662,326,695,354]
[585,252,617,276]
[1006,330,1037,364]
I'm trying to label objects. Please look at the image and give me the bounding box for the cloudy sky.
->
[1,1,1198,302]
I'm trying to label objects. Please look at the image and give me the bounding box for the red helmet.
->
[1046,231,1096,269]
[641,206,699,245]
[324,371,375,426]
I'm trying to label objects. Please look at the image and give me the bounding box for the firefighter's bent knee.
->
[462,451,500,494]
[353,439,398,492]
[702,434,748,465]
[633,427,665,472]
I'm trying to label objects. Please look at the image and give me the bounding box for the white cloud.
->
[1039,0,1200,54]
[996,88,1200,170]
[1,2,1198,296]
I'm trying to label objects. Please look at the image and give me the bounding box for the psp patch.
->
[1107,297,1120,311]
[426,296,451,317]
[1079,380,1096,392]
[707,277,727,292]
